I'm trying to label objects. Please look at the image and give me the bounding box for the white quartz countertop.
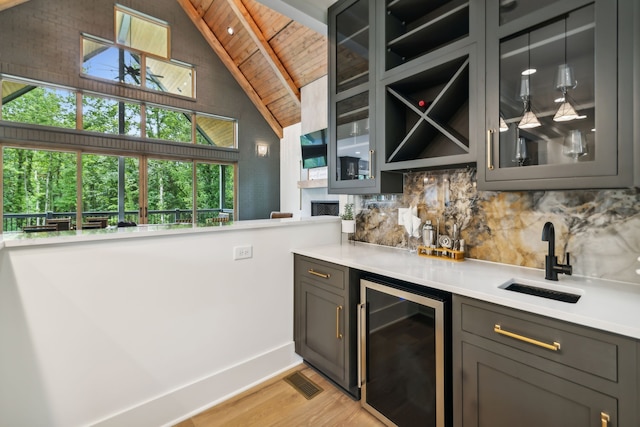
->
[293,242,640,340]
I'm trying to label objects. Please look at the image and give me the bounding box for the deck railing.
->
[3,209,233,232]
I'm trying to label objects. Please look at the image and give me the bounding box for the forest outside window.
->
[2,146,236,232]
[1,80,76,129]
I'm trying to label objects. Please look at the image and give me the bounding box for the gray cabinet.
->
[328,0,402,195]
[293,255,359,397]
[328,0,480,194]
[479,0,636,190]
[453,296,637,427]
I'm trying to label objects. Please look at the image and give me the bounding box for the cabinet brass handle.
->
[336,305,343,339]
[494,324,560,351]
[369,149,375,179]
[308,269,330,279]
[487,129,495,170]
[601,412,610,427]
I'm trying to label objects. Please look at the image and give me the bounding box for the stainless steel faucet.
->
[541,222,572,281]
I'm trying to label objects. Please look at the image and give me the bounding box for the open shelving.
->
[385,56,469,163]
[386,0,469,70]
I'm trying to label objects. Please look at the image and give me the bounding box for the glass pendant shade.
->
[554,100,579,122]
[514,137,528,165]
[563,129,588,159]
[499,116,509,132]
[555,64,577,90]
[518,107,541,129]
[519,76,531,99]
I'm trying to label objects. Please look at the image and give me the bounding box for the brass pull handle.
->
[336,305,343,339]
[308,269,330,279]
[369,149,375,179]
[494,324,561,351]
[601,412,610,427]
[486,129,495,170]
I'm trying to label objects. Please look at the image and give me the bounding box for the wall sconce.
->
[256,143,269,157]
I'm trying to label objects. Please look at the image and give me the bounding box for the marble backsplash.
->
[353,168,640,284]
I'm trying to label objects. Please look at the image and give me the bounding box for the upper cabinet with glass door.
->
[479,0,635,190]
[329,0,403,194]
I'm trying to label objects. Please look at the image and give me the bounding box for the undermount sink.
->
[499,278,583,304]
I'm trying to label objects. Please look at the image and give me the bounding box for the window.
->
[2,146,235,232]
[1,81,76,129]
[146,159,193,224]
[82,35,195,98]
[146,57,195,98]
[115,5,170,59]
[196,162,234,224]
[196,115,236,148]
[82,154,140,225]
[83,94,141,136]
[2,75,236,147]
[146,105,192,143]
[3,147,77,231]
[82,37,142,86]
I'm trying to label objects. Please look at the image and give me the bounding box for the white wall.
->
[281,76,341,217]
[280,122,303,216]
[0,220,340,427]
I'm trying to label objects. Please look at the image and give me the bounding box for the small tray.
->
[417,245,465,262]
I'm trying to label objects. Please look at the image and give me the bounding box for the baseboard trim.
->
[91,342,303,427]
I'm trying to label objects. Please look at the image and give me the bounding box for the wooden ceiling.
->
[178,0,328,138]
[0,0,29,13]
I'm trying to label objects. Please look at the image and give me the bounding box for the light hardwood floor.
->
[174,364,385,427]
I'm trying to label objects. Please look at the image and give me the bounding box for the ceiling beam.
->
[0,0,29,13]
[226,0,301,106]
[177,0,284,138]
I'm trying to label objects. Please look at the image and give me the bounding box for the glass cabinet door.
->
[335,0,369,93]
[329,0,382,193]
[498,5,595,169]
[483,0,624,189]
[335,91,370,182]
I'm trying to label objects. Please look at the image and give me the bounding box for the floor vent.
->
[284,371,323,400]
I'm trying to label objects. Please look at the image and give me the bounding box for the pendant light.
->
[554,17,581,122]
[518,33,541,129]
[499,116,509,132]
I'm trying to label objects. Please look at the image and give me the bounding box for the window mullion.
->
[76,152,83,230]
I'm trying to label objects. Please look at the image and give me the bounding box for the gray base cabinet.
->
[453,295,637,427]
[293,255,359,397]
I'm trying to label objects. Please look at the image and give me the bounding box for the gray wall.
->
[0,0,281,220]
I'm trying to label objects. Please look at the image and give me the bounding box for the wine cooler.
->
[358,277,451,427]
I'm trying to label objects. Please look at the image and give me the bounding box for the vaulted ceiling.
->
[177,0,328,138]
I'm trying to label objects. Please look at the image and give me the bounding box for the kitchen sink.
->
[499,278,583,303]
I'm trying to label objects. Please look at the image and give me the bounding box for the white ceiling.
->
[257,0,338,36]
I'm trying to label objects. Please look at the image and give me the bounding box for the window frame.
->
[114,4,171,60]
[1,143,237,232]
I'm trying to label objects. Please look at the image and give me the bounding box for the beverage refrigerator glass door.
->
[358,278,451,427]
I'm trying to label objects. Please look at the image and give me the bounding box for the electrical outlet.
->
[233,245,253,260]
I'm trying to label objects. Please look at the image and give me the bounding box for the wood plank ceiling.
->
[178,0,328,138]
[0,0,29,13]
